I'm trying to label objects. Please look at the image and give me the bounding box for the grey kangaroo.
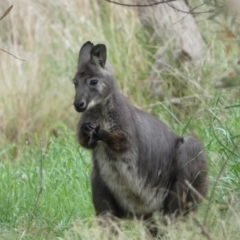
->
[73,41,208,237]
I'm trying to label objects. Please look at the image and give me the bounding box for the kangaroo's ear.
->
[90,44,107,68]
[78,41,94,67]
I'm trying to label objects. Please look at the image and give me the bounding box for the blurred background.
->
[0,0,239,146]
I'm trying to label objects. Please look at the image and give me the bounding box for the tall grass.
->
[1,0,239,144]
[0,0,240,239]
[0,110,240,239]
[0,0,150,145]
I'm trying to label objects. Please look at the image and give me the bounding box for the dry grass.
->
[63,203,240,240]
[1,0,239,145]
[0,0,149,145]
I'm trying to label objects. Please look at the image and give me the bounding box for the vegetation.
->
[0,0,239,239]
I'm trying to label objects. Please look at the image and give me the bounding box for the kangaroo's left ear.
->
[90,44,107,68]
[78,41,94,67]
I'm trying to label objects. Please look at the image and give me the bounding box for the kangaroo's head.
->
[73,41,115,112]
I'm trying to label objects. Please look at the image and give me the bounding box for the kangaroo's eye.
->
[90,79,98,86]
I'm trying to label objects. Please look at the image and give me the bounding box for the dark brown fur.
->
[73,41,208,237]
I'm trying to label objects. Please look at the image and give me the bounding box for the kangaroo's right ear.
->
[78,41,94,67]
[90,44,107,68]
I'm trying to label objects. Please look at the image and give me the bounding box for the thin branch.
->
[106,0,226,15]
[167,2,226,15]
[0,48,26,61]
[174,3,205,25]
[0,5,26,61]
[105,0,177,7]
[0,5,13,21]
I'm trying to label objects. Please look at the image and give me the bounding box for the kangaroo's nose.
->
[74,100,86,112]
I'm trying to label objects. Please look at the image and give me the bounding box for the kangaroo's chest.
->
[85,109,166,214]
[94,144,167,215]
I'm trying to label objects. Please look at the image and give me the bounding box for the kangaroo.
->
[73,41,208,237]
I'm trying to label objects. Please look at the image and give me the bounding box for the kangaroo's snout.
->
[74,100,86,112]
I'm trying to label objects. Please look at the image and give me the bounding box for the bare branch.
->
[167,2,226,15]
[0,5,26,61]
[0,5,13,21]
[105,0,177,7]
[173,3,205,25]
[0,48,26,61]
[105,0,226,15]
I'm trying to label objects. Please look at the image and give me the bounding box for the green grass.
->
[0,100,240,239]
[1,0,240,239]
[0,124,93,239]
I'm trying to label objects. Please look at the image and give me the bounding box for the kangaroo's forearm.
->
[98,129,127,152]
[78,125,127,151]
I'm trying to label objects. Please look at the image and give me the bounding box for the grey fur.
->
[73,41,208,236]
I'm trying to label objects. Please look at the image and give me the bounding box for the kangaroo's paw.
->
[88,124,101,146]
[81,122,97,137]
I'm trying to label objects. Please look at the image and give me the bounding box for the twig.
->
[167,2,226,15]
[0,5,13,21]
[105,0,226,15]
[0,48,26,61]
[173,3,205,25]
[193,217,214,240]
[30,139,44,222]
[105,0,177,7]
[0,5,26,61]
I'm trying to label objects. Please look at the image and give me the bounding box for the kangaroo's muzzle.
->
[74,100,86,112]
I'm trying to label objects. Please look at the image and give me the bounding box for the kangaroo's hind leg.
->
[163,136,208,216]
[91,161,126,235]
